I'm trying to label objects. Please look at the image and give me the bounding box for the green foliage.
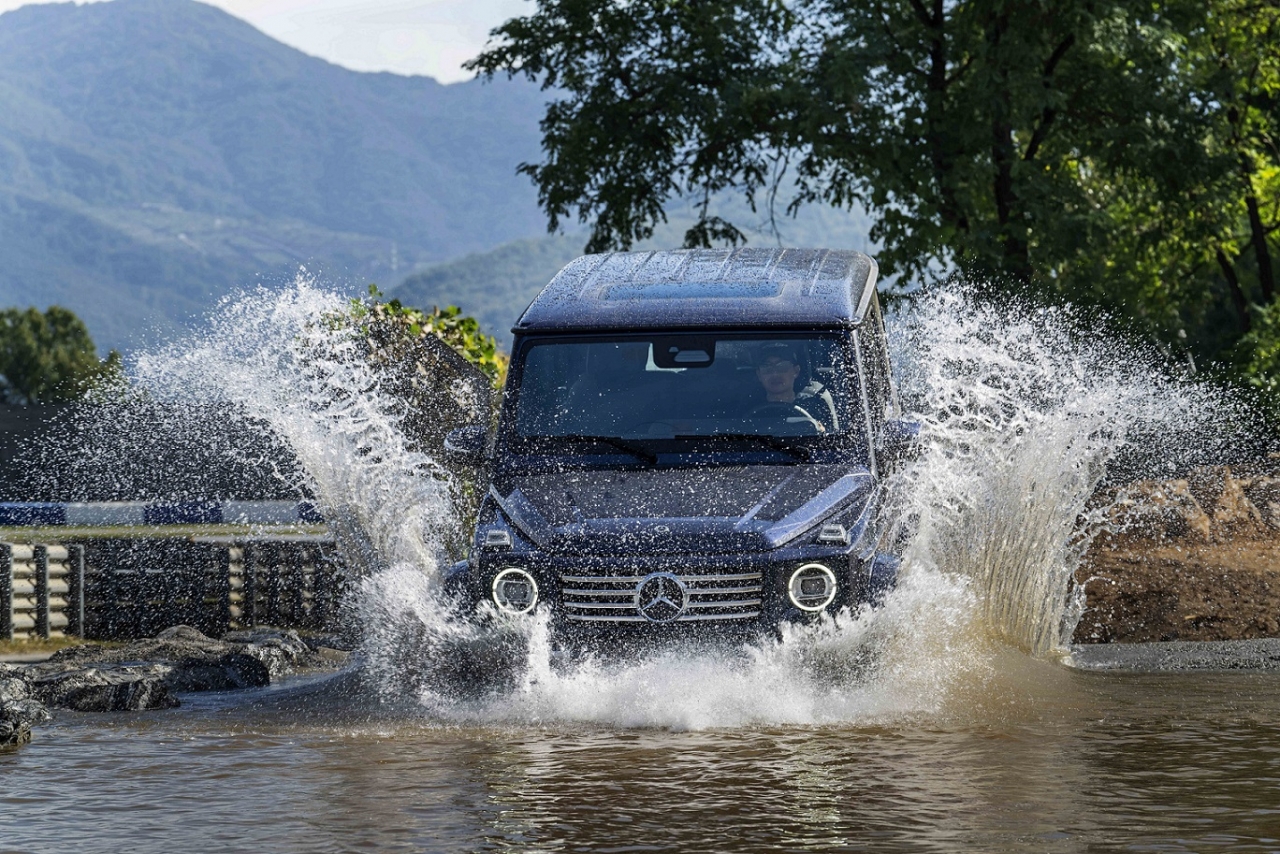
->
[470,0,1280,408]
[0,306,123,404]
[349,286,508,387]
[1244,300,1280,399]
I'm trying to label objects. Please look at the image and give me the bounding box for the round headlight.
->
[491,567,538,614]
[787,563,837,612]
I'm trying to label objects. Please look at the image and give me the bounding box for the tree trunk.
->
[1216,247,1252,333]
[1245,193,1276,304]
[986,10,1031,284]
[922,0,969,240]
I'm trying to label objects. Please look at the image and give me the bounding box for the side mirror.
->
[444,425,488,466]
[879,419,922,466]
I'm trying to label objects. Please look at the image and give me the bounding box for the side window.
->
[861,294,895,422]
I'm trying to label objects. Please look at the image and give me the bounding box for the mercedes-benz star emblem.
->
[635,572,688,623]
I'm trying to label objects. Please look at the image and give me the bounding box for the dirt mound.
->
[1074,462,1280,644]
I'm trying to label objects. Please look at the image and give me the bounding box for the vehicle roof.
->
[513,248,879,334]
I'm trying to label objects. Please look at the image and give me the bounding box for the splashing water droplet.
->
[883,288,1229,659]
[108,280,1237,727]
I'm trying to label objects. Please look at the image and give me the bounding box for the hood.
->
[491,464,874,555]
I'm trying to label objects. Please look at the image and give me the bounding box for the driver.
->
[753,343,827,433]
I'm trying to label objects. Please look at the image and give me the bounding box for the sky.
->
[0,0,527,82]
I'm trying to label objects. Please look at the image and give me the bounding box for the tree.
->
[0,306,123,404]
[468,0,1279,388]
[471,0,1196,280]
[1199,0,1279,321]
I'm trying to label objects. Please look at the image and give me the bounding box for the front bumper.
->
[449,543,878,640]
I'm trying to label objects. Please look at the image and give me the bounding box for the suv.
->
[445,248,911,642]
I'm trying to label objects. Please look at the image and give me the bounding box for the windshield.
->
[513,333,861,441]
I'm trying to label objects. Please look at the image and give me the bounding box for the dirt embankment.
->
[1073,462,1280,644]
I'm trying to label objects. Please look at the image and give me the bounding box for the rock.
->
[314,647,352,666]
[156,625,218,643]
[25,625,341,713]
[30,666,179,712]
[1103,468,1272,544]
[0,624,347,737]
[0,676,30,705]
[1106,479,1212,541]
[0,664,31,705]
[221,628,313,678]
[163,653,270,692]
[1,698,51,747]
[1187,466,1268,540]
[1240,475,1280,531]
[0,666,50,747]
[300,633,357,653]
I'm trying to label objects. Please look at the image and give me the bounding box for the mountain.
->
[0,0,547,350]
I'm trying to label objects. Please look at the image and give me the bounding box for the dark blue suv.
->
[445,248,910,641]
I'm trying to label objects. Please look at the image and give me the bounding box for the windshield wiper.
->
[675,433,811,461]
[578,436,659,465]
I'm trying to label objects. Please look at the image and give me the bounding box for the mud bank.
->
[1074,463,1280,644]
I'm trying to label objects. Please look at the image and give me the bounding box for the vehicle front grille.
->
[559,571,763,623]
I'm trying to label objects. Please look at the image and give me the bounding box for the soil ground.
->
[1073,533,1280,643]
[1073,463,1280,644]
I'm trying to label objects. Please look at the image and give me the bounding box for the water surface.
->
[17,282,1262,853]
[5,660,1280,853]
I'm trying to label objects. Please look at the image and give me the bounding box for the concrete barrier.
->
[0,543,84,640]
[1,534,344,641]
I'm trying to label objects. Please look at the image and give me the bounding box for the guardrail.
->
[0,543,85,641]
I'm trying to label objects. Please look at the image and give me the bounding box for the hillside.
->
[0,0,547,350]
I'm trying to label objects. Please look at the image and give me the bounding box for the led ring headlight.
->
[787,563,837,612]
[492,567,538,614]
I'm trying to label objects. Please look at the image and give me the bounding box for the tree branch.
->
[1023,34,1076,163]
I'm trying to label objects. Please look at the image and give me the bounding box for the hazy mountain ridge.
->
[0,0,548,350]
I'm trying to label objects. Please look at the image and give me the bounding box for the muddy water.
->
[28,284,1268,852]
[5,660,1280,853]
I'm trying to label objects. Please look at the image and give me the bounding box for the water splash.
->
[122,279,1228,728]
[132,278,457,579]
[884,288,1223,658]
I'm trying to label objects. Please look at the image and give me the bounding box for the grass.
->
[0,636,96,656]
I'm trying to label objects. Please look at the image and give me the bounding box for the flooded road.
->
[5,660,1280,853]
[17,283,1270,852]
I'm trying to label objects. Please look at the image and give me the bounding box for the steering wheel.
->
[748,403,822,434]
[750,402,803,419]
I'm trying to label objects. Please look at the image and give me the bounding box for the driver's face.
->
[756,357,800,398]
